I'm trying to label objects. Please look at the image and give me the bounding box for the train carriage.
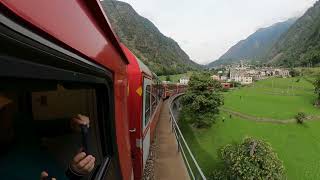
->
[0,1,183,179]
[122,45,163,180]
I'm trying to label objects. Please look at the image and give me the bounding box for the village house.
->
[221,82,233,89]
[220,75,228,81]
[211,75,220,81]
[213,62,290,85]
[229,69,253,84]
[179,76,190,85]
[274,69,290,77]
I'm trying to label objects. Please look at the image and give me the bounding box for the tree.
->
[314,77,320,106]
[166,75,171,82]
[230,81,241,88]
[289,68,300,77]
[301,49,320,67]
[181,72,224,128]
[210,137,285,180]
[295,112,307,124]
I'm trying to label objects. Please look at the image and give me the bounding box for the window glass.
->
[145,85,151,126]
[0,84,105,180]
[151,86,157,113]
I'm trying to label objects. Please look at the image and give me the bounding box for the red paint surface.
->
[121,45,143,180]
[122,45,162,180]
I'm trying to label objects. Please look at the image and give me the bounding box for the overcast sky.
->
[119,0,317,64]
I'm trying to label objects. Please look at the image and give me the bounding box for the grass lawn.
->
[180,114,320,180]
[180,76,320,179]
[224,77,320,120]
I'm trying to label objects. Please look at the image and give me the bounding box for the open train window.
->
[0,80,118,180]
[0,12,124,178]
[0,58,120,180]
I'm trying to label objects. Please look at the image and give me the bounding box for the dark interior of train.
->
[0,80,107,180]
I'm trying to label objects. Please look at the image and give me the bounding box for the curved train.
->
[0,1,186,180]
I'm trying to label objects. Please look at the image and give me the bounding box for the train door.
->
[142,77,152,169]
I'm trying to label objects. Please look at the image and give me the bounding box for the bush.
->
[289,69,300,77]
[181,72,224,128]
[295,112,307,124]
[210,137,285,180]
[166,75,171,81]
[231,81,242,88]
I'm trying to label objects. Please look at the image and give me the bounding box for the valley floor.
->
[181,76,320,180]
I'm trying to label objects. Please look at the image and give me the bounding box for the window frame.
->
[0,21,122,179]
[143,78,152,130]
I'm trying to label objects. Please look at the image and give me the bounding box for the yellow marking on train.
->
[136,86,142,96]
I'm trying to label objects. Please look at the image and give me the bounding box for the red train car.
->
[122,45,163,180]
[0,1,182,179]
[162,83,188,98]
[0,1,133,179]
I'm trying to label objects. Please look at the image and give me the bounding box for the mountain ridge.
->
[101,0,201,75]
[207,18,297,68]
[267,0,320,67]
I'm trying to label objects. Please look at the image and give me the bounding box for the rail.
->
[168,93,207,180]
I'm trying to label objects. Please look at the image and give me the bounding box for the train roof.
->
[136,58,152,76]
[1,0,129,67]
[121,44,152,77]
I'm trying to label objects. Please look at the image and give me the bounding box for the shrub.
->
[231,81,242,88]
[210,137,285,180]
[166,75,171,81]
[289,69,300,77]
[295,112,307,124]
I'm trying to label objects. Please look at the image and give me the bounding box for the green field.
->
[180,76,320,179]
[224,77,320,120]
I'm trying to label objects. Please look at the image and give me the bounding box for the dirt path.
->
[221,107,320,124]
[154,100,190,180]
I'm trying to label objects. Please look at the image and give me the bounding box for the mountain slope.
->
[101,0,201,75]
[268,1,320,67]
[207,18,296,68]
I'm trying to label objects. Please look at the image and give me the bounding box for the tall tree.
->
[181,73,223,128]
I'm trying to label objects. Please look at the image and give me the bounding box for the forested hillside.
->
[101,0,201,75]
[207,18,296,68]
[268,1,320,67]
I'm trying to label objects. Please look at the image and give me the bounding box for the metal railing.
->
[168,93,207,180]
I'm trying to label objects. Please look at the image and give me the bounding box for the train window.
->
[0,22,120,179]
[151,88,157,113]
[0,82,115,180]
[145,85,151,126]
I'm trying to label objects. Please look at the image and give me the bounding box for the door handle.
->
[129,128,136,133]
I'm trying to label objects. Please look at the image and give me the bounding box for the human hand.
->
[40,171,56,180]
[70,151,95,175]
[71,114,90,131]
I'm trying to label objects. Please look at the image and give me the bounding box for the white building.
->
[220,76,228,81]
[211,75,220,81]
[179,76,189,85]
[230,69,253,84]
